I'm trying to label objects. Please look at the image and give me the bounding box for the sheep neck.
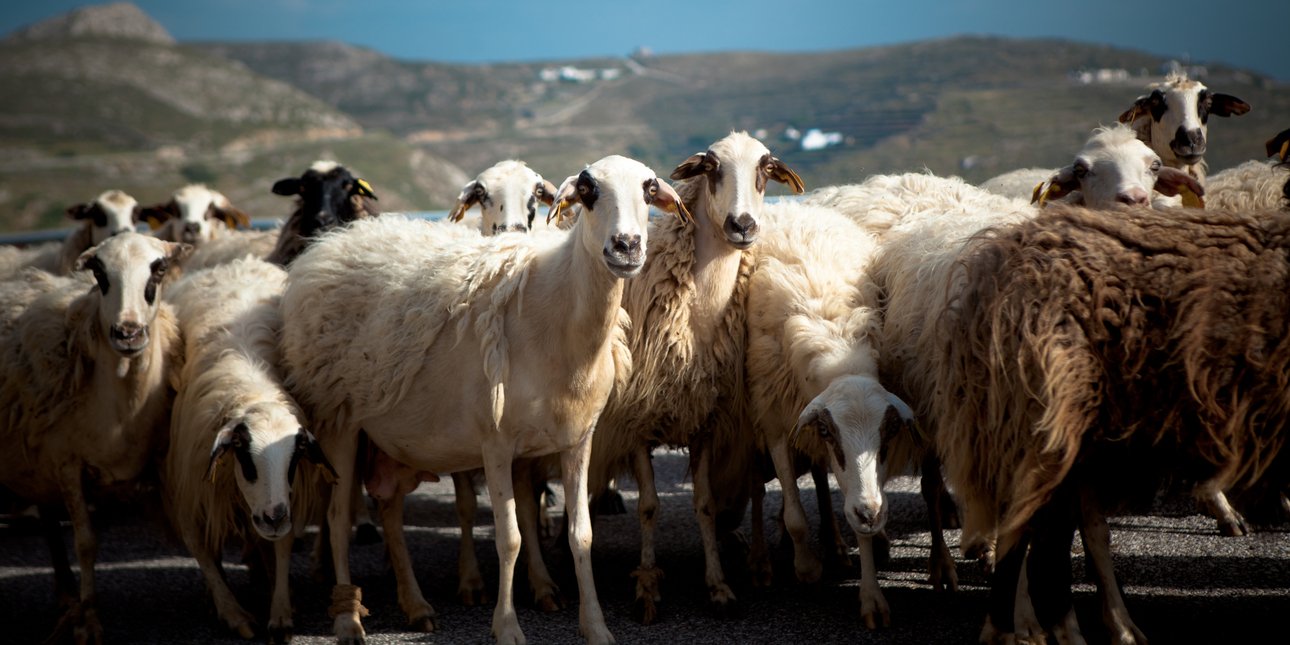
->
[689,196,746,346]
[554,221,626,350]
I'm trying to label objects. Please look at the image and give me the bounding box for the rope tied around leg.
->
[329,584,370,619]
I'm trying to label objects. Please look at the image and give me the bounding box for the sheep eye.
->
[817,425,831,439]
[1074,164,1089,179]
[577,184,589,196]
[764,163,775,175]
[648,181,658,196]
[534,184,544,197]
[703,162,715,172]
[1150,160,1162,172]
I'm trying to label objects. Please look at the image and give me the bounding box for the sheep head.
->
[271,160,378,239]
[670,131,803,249]
[1117,73,1250,169]
[74,232,188,357]
[549,155,687,279]
[66,190,141,246]
[206,403,335,541]
[1034,125,1205,209]
[793,375,912,537]
[449,160,557,235]
[141,184,250,245]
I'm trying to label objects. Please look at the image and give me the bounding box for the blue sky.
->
[2,1,1286,80]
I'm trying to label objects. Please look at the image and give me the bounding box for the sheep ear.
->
[66,203,93,221]
[767,156,806,194]
[1154,167,1205,208]
[73,247,97,272]
[449,181,483,222]
[353,178,378,200]
[1265,128,1290,162]
[167,241,193,264]
[547,176,579,226]
[139,202,177,230]
[271,178,301,196]
[291,429,338,485]
[213,206,251,229]
[1209,93,1250,118]
[670,151,713,180]
[536,180,558,207]
[1033,166,1079,206]
[207,423,249,483]
[651,180,693,224]
[1119,90,1165,124]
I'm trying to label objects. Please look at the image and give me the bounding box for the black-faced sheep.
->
[265,160,379,266]
[745,202,912,628]
[585,131,804,623]
[281,155,690,644]
[162,257,335,641]
[0,232,187,643]
[141,184,250,246]
[934,204,1290,643]
[1117,72,1250,184]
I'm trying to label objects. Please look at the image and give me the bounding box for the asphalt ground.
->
[2,448,1287,644]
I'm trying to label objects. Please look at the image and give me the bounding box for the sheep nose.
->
[506,224,528,233]
[1115,189,1150,206]
[1170,127,1206,160]
[849,501,882,533]
[723,213,759,242]
[263,503,288,528]
[610,234,641,256]
[111,322,144,341]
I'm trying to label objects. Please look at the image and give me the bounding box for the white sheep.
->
[141,184,250,245]
[745,201,913,628]
[982,124,1205,209]
[0,232,187,643]
[802,171,1024,240]
[1117,71,1250,184]
[281,155,690,644]
[0,190,141,280]
[1204,129,1290,212]
[179,229,280,272]
[162,257,336,641]
[448,160,558,234]
[586,131,805,623]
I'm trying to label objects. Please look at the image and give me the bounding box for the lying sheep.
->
[0,232,187,643]
[448,160,558,234]
[281,155,690,644]
[1117,71,1250,184]
[936,204,1290,643]
[0,190,142,280]
[265,160,379,266]
[745,202,912,628]
[586,131,805,623]
[141,184,250,245]
[162,257,336,641]
[984,124,1205,209]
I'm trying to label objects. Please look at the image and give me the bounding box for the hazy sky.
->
[1,1,1286,80]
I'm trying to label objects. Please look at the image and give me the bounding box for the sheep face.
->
[142,185,248,244]
[549,155,690,279]
[1119,75,1250,168]
[796,375,912,536]
[1036,125,1205,209]
[74,232,188,357]
[205,407,334,541]
[66,190,141,246]
[271,161,378,239]
[671,131,804,249]
[449,160,557,235]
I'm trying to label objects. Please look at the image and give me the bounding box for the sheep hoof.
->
[408,613,436,633]
[859,589,890,630]
[795,557,824,584]
[458,584,491,607]
[707,584,741,618]
[747,553,774,588]
[534,591,564,613]
[632,596,660,625]
[267,624,293,644]
[72,604,104,645]
[593,490,627,516]
[354,523,381,545]
[1218,516,1248,537]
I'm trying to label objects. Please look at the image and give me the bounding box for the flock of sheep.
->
[1,71,1288,645]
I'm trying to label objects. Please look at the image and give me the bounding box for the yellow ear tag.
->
[1279,140,1290,163]
[145,215,164,231]
[356,178,374,196]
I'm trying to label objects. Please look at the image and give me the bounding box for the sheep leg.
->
[178,520,257,639]
[323,436,366,644]
[1197,483,1247,537]
[377,494,436,631]
[980,532,1029,644]
[691,440,737,610]
[1079,487,1146,645]
[855,532,890,629]
[351,483,381,546]
[37,505,76,608]
[268,535,295,644]
[481,445,525,645]
[562,431,614,644]
[452,471,489,606]
[920,454,958,592]
[55,464,103,645]
[1026,490,1084,645]
[813,466,851,573]
[514,459,562,611]
[629,443,664,625]
[769,439,823,583]
[746,479,773,588]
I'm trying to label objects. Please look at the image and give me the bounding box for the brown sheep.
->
[935,204,1290,643]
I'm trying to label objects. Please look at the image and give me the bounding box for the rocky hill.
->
[5,2,174,45]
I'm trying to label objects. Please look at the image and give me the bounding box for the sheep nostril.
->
[611,234,640,255]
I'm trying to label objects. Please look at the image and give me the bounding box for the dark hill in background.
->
[3,2,1287,233]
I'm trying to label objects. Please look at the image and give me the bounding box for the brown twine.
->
[328,584,370,619]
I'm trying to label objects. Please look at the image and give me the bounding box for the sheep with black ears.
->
[1117,71,1250,185]
[265,160,379,266]
[0,189,142,280]
[0,232,187,643]
[162,257,336,642]
[586,131,805,623]
[281,155,690,644]
[449,160,559,234]
[141,184,250,246]
[745,202,912,628]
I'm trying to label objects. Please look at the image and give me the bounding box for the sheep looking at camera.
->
[141,184,250,246]
[449,160,558,234]
[1117,72,1250,184]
